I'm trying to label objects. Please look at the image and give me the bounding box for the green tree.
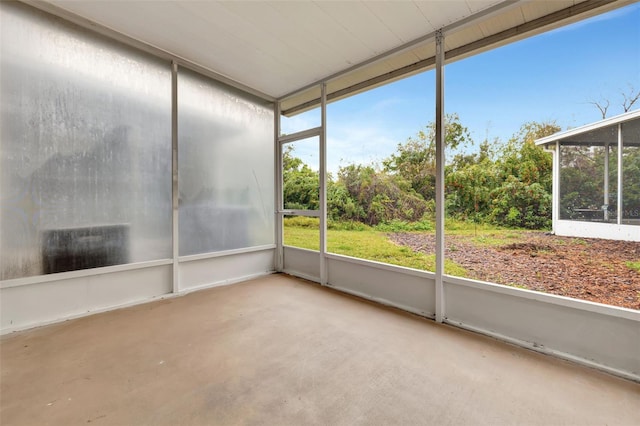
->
[334,164,429,225]
[383,113,472,201]
[445,147,499,222]
[327,175,365,222]
[488,122,559,228]
[282,145,319,210]
[283,116,563,230]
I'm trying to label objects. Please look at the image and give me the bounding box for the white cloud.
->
[280,110,320,135]
[327,124,399,175]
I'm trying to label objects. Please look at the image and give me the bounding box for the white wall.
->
[444,276,640,381]
[1,248,276,334]
[0,3,277,336]
[326,254,435,318]
[1,263,172,334]
[555,220,640,242]
[179,247,275,292]
[284,251,640,382]
[283,246,321,282]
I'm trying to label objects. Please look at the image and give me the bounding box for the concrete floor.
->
[1,274,639,426]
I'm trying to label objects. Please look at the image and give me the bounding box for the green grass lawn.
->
[627,261,640,273]
[438,218,530,247]
[284,218,467,276]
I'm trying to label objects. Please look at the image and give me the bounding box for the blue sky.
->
[282,2,640,174]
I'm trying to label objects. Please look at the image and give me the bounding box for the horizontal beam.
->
[280,210,320,217]
[282,0,625,116]
[282,58,436,117]
[278,127,322,144]
[278,0,524,102]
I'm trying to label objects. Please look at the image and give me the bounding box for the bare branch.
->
[588,100,609,119]
[621,86,640,112]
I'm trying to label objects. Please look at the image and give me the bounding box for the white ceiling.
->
[40,0,632,114]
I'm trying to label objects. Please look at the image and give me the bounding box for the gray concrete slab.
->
[1,273,639,425]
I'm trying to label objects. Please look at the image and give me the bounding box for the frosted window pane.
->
[0,3,172,280]
[178,70,274,255]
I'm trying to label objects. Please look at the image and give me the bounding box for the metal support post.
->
[320,83,328,285]
[604,144,609,221]
[275,102,284,271]
[553,142,560,231]
[434,30,445,323]
[617,124,623,225]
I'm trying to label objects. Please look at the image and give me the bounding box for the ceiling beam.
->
[278,0,523,102]
[281,0,626,116]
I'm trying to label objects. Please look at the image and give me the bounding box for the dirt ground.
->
[388,232,640,310]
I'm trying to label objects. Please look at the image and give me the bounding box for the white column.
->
[604,144,609,221]
[320,83,328,285]
[617,124,623,225]
[435,30,445,323]
[274,102,284,271]
[553,142,560,232]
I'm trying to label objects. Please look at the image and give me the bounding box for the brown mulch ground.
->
[388,232,640,310]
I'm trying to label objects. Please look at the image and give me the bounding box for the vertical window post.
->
[435,29,445,323]
[275,102,284,271]
[172,61,180,293]
[553,141,560,231]
[320,83,328,285]
[617,124,623,225]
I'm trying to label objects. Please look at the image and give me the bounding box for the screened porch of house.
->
[536,110,640,242]
[1,1,639,424]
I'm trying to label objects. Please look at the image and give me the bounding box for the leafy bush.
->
[375,218,434,232]
[489,178,551,229]
[283,216,319,228]
[282,118,559,231]
[283,146,319,210]
[327,220,371,231]
[334,164,429,225]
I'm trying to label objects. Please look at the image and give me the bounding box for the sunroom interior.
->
[1,0,639,423]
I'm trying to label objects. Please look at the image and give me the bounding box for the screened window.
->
[622,120,640,225]
[559,145,608,221]
[558,121,639,225]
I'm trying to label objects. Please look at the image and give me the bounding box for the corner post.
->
[275,102,284,271]
[171,61,180,293]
